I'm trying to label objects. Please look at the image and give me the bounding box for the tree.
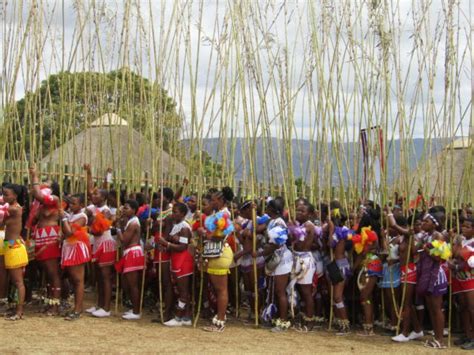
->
[2,68,182,160]
[184,150,227,179]
[295,177,309,196]
[201,150,226,179]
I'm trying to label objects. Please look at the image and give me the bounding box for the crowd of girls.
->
[0,165,472,349]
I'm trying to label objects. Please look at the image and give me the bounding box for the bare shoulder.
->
[8,204,22,215]
[132,220,141,231]
[181,225,192,236]
[7,203,20,211]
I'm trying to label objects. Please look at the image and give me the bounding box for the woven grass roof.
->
[406,143,473,201]
[41,119,185,179]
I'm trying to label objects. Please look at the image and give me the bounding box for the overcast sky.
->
[1,0,472,142]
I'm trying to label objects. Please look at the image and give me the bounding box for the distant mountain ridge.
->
[183,137,448,185]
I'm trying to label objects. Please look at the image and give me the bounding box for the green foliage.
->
[295,177,309,196]
[197,150,226,179]
[3,68,182,160]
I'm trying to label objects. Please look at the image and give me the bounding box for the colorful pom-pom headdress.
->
[427,240,451,261]
[137,205,158,221]
[330,226,352,248]
[90,212,112,235]
[267,226,288,245]
[204,211,234,238]
[257,214,270,225]
[349,226,378,254]
[289,223,306,242]
[66,223,91,251]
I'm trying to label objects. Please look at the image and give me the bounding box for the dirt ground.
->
[2,301,465,354]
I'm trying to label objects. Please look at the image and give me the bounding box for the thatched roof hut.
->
[405,136,473,203]
[41,114,186,181]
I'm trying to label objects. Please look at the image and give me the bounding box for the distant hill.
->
[183,137,448,185]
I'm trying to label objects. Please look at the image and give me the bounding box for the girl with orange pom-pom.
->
[60,194,90,320]
[84,164,116,318]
